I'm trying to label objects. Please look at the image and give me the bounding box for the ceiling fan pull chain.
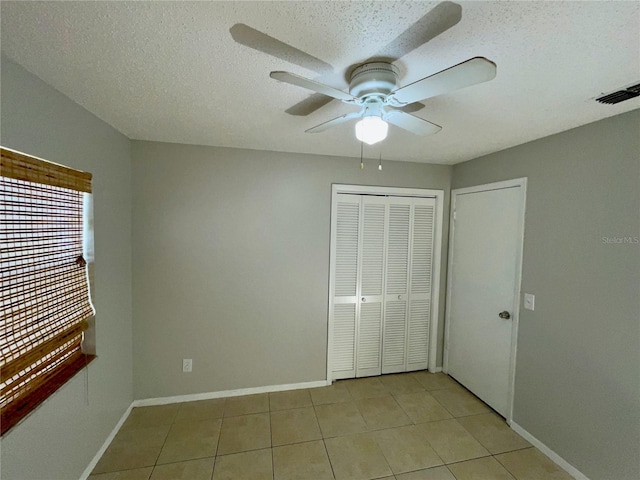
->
[360,141,364,170]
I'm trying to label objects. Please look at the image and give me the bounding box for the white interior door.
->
[446,180,526,419]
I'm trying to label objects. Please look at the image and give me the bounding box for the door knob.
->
[498,311,511,320]
[361,297,366,303]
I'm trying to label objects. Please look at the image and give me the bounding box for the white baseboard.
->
[429,366,443,373]
[510,421,590,480]
[132,379,330,407]
[79,403,134,480]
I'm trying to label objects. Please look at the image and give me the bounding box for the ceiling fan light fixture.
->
[355,116,388,145]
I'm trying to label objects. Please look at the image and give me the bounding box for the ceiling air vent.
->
[596,82,640,104]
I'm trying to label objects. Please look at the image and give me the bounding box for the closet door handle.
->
[361,297,366,303]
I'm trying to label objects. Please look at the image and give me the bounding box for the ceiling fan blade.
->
[230,24,332,74]
[374,1,462,61]
[306,112,362,133]
[285,93,335,116]
[388,57,497,105]
[398,102,426,113]
[383,110,441,136]
[271,71,359,103]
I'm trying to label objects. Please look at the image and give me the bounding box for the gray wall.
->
[0,57,133,480]
[452,109,640,480]
[131,141,451,399]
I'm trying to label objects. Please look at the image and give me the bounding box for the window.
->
[0,147,95,435]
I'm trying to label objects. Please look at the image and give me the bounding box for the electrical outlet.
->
[524,293,535,311]
[182,358,192,373]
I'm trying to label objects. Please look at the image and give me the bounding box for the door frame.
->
[327,184,445,383]
[443,178,527,424]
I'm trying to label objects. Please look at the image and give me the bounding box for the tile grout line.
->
[149,405,179,478]
[211,401,224,479]
[268,397,275,480]
[313,400,337,480]
[493,451,525,480]
[455,416,533,459]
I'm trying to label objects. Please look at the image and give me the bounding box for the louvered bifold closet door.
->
[331,194,360,379]
[356,196,387,377]
[406,198,436,371]
[382,199,411,374]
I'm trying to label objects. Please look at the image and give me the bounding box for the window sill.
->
[1,354,97,436]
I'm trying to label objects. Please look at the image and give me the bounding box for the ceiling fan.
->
[230,2,497,145]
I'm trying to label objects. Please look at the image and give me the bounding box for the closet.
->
[329,190,438,380]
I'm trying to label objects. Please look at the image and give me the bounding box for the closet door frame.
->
[327,184,445,383]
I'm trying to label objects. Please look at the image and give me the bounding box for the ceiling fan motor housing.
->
[349,62,399,100]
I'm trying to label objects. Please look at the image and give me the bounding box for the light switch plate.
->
[524,293,535,311]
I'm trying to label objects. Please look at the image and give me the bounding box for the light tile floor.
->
[90,372,574,480]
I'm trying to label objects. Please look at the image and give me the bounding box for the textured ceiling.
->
[1,1,639,165]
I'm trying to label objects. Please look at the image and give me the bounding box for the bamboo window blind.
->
[1,147,94,435]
